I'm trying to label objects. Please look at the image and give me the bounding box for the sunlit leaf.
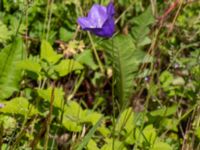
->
[53,59,83,77]
[0,38,24,99]
[0,97,38,116]
[37,87,64,109]
[40,39,62,64]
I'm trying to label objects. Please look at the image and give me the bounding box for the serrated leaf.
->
[133,7,154,26]
[101,139,127,150]
[0,21,11,44]
[0,114,17,135]
[59,27,73,42]
[131,7,154,48]
[0,97,38,116]
[87,139,100,150]
[135,124,157,146]
[37,87,64,108]
[17,59,41,78]
[53,59,83,77]
[0,38,24,99]
[150,105,178,117]
[116,107,135,133]
[62,101,84,132]
[102,35,145,108]
[151,141,173,150]
[40,40,62,64]
[62,101,103,132]
[159,71,174,89]
[82,110,103,125]
[76,116,103,150]
[76,50,98,70]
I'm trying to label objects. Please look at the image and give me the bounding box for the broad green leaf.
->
[115,108,135,144]
[101,139,127,150]
[150,105,178,117]
[160,118,178,132]
[0,97,38,116]
[131,7,154,48]
[37,87,64,109]
[76,117,103,150]
[0,114,17,135]
[76,50,98,70]
[0,38,24,99]
[82,110,103,125]
[62,118,82,132]
[40,40,62,64]
[87,139,100,150]
[116,107,135,133]
[59,27,73,42]
[102,35,145,108]
[53,59,83,77]
[125,130,135,145]
[17,59,41,79]
[98,126,111,137]
[195,126,200,139]
[135,124,157,146]
[132,7,154,26]
[62,101,103,132]
[159,71,174,89]
[0,21,11,44]
[151,141,173,150]
[62,101,84,132]
[132,26,150,47]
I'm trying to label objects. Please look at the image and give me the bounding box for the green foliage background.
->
[0,0,200,150]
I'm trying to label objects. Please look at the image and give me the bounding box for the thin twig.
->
[44,81,55,150]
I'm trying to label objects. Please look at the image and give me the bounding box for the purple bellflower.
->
[77,2,115,38]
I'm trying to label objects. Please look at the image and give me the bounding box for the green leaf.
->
[159,71,174,89]
[0,114,17,135]
[151,141,173,150]
[76,116,103,150]
[59,27,73,42]
[17,59,41,79]
[0,38,24,99]
[40,40,62,64]
[135,124,157,146]
[160,118,178,132]
[131,7,154,48]
[116,107,135,133]
[62,101,84,132]
[76,50,98,70]
[132,7,154,26]
[37,87,64,109]
[101,139,127,150]
[87,139,100,150]
[0,21,11,44]
[53,59,83,77]
[62,101,103,132]
[195,126,200,139]
[82,110,103,125]
[150,105,178,117]
[98,126,111,137]
[0,97,38,116]
[102,35,145,108]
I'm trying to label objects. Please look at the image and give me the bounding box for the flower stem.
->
[87,32,105,74]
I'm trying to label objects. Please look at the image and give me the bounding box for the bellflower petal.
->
[77,17,96,30]
[88,4,107,28]
[91,17,115,37]
[107,2,115,17]
[77,2,115,38]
